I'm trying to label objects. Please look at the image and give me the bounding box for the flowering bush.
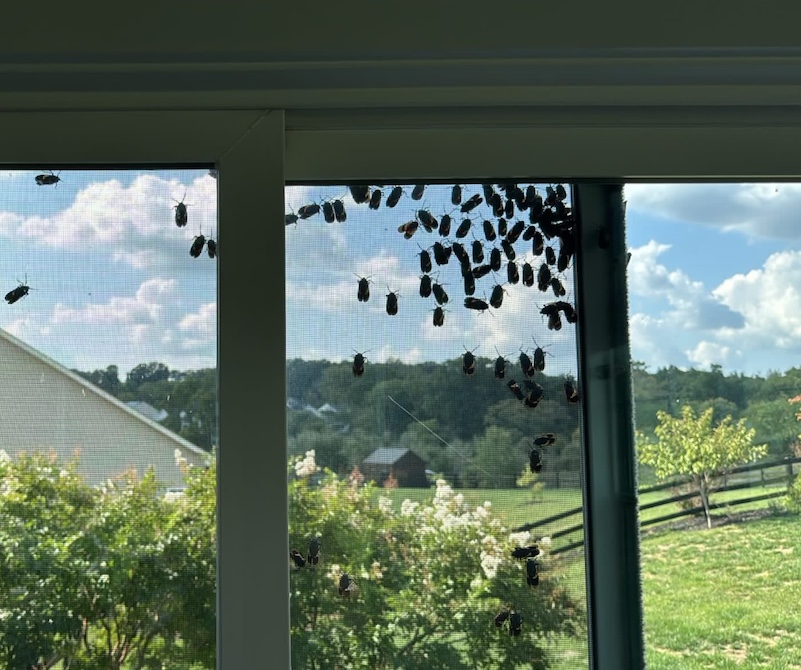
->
[288,453,584,669]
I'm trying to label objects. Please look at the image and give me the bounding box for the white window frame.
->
[7,106,801,670]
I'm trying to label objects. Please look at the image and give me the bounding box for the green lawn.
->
[641,513,801,669]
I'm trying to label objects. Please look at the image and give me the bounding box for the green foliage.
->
[638,405,768,528]
[787,473,801,513]
[0,450,216,670]
[288,454,584,669]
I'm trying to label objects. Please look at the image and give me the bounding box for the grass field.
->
[641,513,801,669]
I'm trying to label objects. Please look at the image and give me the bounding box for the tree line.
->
[288,358,801,489]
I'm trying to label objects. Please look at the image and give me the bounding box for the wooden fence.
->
[512,456,801,556]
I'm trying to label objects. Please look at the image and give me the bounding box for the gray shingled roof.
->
[363,447,412,465]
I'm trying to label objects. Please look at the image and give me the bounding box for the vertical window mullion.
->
[218,110,289,669]
[574,183,644,670]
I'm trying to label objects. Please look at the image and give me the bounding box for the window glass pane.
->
[286,183,588,669]
[626,182,801,670]
[0,168,217,670]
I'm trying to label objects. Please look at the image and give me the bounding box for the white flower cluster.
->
[294,450,320,478]
[377,496,394,514]
[174,448,189,473]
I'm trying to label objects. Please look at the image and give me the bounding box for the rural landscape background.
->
[0,173,799,669]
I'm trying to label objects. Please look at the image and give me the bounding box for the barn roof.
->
[363,447,418,465]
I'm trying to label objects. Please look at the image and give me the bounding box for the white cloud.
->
[686,341,740,369]
[626,182,801,239]
[179,303,216,339]
[51,278,176,326]
[713,250,801,349]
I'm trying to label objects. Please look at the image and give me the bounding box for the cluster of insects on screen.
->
[287,181,582,636]
[4,170,216,306]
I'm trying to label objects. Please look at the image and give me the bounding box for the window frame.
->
[8,106,801,670]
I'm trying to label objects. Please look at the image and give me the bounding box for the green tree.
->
[637,405,768,528]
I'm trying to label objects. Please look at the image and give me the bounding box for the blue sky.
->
[287,182,801,378]
[0,169,216,378]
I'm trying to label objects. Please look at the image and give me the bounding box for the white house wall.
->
[0,333,208,487]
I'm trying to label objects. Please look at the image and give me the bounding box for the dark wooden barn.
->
[361,448,428,488]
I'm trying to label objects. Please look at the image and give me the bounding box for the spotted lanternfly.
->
[537,263,551,292]
[356,275,372,302]
[543,300,577,324]
[369,189,382,210]
[451,184,462,205]
[519,351,535,378]
[545,246,556,266]
[482,183,496,201]
[298,203,321,219]
[490,192,504,217]
[463,271,476,295]
[472,239,484,263]
[411,184,426,200]
[285,212,299,226]
[545,185,558,207]
[333,200,347,222]
[504,198,515,218]
[419,274,433,298]
[290,549,307,568]
[524,380,544,407]
[464,297,490,312]
[494,609,510,628]
[472,264,492,279]
[419,247,433,274]
[528,447,542,473]
[483,220,497,242]
[522,262,534,287]
[509,611,523,636]
[507,379,525,401]
[349,185,371,204]
[190,232,206,258]
[418,210,438,233]
[507,261,520,285]
[534,433,555,447]
[511,545,540,559]
[339,572,356,596]
[432,283,449,305]
[433,241,452,266]
[433,306,445,326]
[532,342,546,371]
[564,379,579,403]
[490,284,505,309]
[207,238,217,259]
[532,231,545,256]
[506,220,525,244]
[501,239,516,261]
[35,170,61,186]
[460,194,483,213]
[523,185,537,209]
[439,214,452,237]
[5,278,32,305]
[462,347,477,375]
[551,277,566,297]
[386,288,399,316]
[489,247,502,272]
[322,201,336,223]
[556,183,568,201]
[398,221,419,239]
[173,191,190,227]
[353,351,368,376]
[386,186,404,208]
[526,559,540,587]
[497,218,508,237]
[522,225,536,241]
[493,349,509,379]
[455,218,472,239]
[547,311,562,331]
[451,242,469,267]
[308,536,321,566]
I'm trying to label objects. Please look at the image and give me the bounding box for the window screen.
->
[286,182,589,669]
[626,182,801,670]
[0,168,217,670]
